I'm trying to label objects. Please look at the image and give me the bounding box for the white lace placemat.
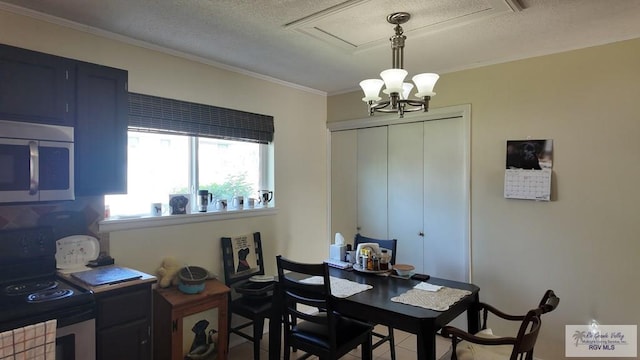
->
[300,276,372,298]
[391,285,471,311]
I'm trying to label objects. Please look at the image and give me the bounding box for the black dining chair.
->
[276,255,373,360]
[354,233,398,360]
[221,232,274,360]
[441,290,560,360]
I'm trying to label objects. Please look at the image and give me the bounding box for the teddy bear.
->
[156,256,181,288]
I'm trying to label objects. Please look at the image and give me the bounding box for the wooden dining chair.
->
[441,289,560,360]
[276,255,373,360]
[221,232,274,360]
[354,233,398,360]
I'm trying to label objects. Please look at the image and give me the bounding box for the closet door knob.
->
[418,232,424,237]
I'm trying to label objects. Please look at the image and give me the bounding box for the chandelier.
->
[359,12,439,118]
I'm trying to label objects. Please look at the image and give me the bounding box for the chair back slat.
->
[509,290,560,359]
[511,310,542,358]
[282,278,329,323]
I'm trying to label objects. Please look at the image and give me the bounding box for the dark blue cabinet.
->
[0,43,75,125]
[0,43,128,196]
[75,61,128,196]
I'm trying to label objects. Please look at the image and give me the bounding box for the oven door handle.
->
[29,140,39,195]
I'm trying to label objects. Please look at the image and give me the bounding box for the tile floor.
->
[228,325,453,360]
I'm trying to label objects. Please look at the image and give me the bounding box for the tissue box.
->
[330,244,346,261]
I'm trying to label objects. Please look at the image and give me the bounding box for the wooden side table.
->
[153,279,230,360]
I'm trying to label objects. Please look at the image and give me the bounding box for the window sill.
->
[99,206,278,233]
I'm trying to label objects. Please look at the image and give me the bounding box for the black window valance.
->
[128,92,274,143]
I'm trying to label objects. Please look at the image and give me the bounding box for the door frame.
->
[327,104,472,281]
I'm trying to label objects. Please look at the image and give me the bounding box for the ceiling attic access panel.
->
[284,0,523,52]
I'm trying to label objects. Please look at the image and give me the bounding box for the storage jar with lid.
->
[379,249,390,270]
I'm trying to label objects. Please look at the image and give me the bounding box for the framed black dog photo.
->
[169,194,190,214]
[506,139,553,170]
[504,139,553,201]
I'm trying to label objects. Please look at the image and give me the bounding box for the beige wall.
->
[0,8,329,278]
[329,38,640,358]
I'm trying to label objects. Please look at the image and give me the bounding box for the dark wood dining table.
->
[268,267,480,360]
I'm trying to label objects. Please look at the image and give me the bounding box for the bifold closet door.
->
[388,122,424,271]
[388,118,468,281]
[330,130,358,242]
[423,117,468,282]
[356,126,388,239]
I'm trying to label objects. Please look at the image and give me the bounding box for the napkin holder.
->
[355,242,381,257]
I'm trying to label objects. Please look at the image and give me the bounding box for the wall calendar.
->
[504,139,553,201]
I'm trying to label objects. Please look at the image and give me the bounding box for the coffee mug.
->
[215,199,227,211]
[246,197,256,208]
[258,190,273,207]
[231,196,244,209]
[150,202,162,216]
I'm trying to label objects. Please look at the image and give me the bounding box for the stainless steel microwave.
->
[0,120,74,203]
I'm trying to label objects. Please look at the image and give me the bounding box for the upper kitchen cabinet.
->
[0,43,75,126]
[75,61,128,196]
[0,43,129,196]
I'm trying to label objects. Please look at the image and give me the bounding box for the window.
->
[105,92,275,218]
[105,131,270,217]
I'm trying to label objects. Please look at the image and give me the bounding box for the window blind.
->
[128,92,274,143]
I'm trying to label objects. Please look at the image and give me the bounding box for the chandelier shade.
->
[379,69,407,94]
[412,73,440,97]
[359,79,384,102]
[359,12,439,117]
[401,83,414,100]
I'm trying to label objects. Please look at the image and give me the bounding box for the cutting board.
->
[71,266,142,286]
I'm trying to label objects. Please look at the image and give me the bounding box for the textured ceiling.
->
[2,0,640,95]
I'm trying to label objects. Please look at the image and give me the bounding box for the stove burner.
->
[26,289,74,303]
[5,280,58,296]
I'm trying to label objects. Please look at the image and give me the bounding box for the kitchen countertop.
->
[58,265,156,293]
